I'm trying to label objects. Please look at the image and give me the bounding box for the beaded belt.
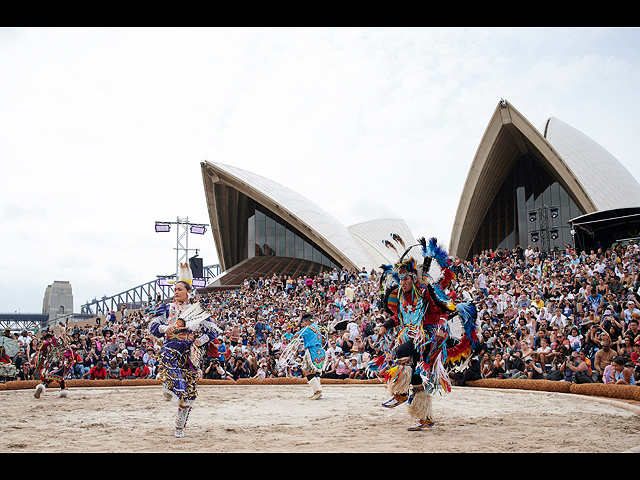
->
[167,329,191,340]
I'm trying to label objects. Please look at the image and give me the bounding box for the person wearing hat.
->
[460,284,473,303]
[524,354,544,379]
[280,313,326,399]
[297,313,327,398]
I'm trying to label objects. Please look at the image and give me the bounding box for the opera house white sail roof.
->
[201,161,417,274]
[541,116,640,211]
[449,100,640,260]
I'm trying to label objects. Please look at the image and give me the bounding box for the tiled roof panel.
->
[543,117,640,210]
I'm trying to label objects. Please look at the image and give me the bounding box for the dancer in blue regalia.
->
[280,313,326,399]
[298,313,326,399]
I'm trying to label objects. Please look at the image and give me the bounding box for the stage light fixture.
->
[550,229,559,240]
[155,223,171,233]
[530,232,539,242]
[529,212,537,222]
[550,208,559,218]
[190,225,206,235]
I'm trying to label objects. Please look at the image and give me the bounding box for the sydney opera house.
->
[200,99,640,287]
[450,100,640,260]
[200,161,421,288]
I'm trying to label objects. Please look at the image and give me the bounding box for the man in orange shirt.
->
[578,350,594,380]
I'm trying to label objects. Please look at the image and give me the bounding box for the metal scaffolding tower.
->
[155,216,209,278]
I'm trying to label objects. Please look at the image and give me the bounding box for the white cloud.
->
[1,27,639,312]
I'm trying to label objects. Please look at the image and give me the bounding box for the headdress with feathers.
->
[378,235,456,314]
[376,234,481,371]
[171,262,193,290]
[390,233,406,249]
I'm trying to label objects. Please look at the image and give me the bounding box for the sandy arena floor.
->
[2,384,640,453]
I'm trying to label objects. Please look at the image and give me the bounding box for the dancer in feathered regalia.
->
[280,313,326,399]
[149,262,220,438]
[372,236,480,431]
[34,325,75,399]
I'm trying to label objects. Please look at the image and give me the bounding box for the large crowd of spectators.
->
[2,240,639,388]
[454,242,640,385]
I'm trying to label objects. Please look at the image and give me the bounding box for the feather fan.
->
[423,237,451,269]
[445,302,481,366]
[179,302,213,330]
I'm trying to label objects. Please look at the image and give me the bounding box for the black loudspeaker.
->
[189,256,204,278]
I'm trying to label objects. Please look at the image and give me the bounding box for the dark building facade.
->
[470,153,583,255]
[450,100,640,260]
[247,201,340,269]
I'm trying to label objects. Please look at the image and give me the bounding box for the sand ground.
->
[3,384,640,453]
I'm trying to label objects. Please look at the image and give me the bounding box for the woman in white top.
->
[536,338,552,369]
[566,327,583,352]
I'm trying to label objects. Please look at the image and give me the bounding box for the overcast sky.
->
[1,27,639,313]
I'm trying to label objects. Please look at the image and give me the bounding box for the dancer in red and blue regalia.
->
[369,236,480,431]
